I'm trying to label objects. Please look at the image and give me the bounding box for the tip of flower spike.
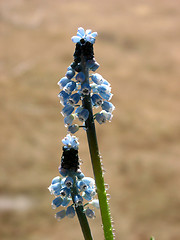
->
[62,134,79,150]
[72,27,98,44]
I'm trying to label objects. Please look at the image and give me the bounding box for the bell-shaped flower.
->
[98,91,113,101]
[61,197,71,207]
[85,208,95,219]
[63,81,76,94]
[48,182,61,196]
[74,194,83,207]
[95,112,106,124]
[91,73,104,85]
[58,77,71,89]
[61,104,74,117]
[55,210,66,221]
[75,72,85,83]
[68,124,79,134]
[81,83,91,95]
[66,206,75,218]
[64,114,74,126]
[51,197,63,209]
[68,93,81,105]
[102,101,115,113]
[81,177,95,188]
[51,176,62,185]
[64,176,74,189]
[58,90,70,106]
[60,187,71,198]
[77,109,89,122]
[77,180,88,191]
[65,69,75,79]
[91,94,103,106]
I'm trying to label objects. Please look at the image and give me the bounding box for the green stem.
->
[81,57,114,240]
[71,175,93,240]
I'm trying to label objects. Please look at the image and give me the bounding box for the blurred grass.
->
[0,0,180,239]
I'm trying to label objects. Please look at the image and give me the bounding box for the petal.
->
[77,27,85,37]
[91,32,98,38]
[71,36,81,43]
[86,29,92,35]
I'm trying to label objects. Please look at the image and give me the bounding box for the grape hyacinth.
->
[48,135,99,223]
[49,27,115,240]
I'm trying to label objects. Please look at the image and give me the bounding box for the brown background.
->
[0,0,180,239]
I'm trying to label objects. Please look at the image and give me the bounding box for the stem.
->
[81,56,114,240]
[71,176,93,240]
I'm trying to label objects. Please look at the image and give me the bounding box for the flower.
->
[77,108,89,122]
[68,124,79,134]
[62,134,79,150]
[68,93,81,105]
[72,27,98,44]
[61,104,74,117]
[91,94,103,107]
[85,208,95,219]
[101,101,115,113]
[58,77,71,89]
[66,206,75,218]
[55,210,66,221]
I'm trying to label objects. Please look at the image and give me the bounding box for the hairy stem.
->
[81,56,114,240]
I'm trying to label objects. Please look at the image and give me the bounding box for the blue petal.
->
[77,27,85,37]
[71,36,81,43]
[91,32,98,38]
[86,29,92,35]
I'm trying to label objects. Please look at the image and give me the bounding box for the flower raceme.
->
[57,27,115,134]
[48,134,99,220]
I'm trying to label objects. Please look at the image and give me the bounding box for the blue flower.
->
[71,27,98,44]
[57,77,71,89]
[68,92,81,105]
[102,101,115,113]
[64,176,74,188]
[95,110,113,124]
[58,90,70,106]
[91,94,103,106]
[66,206,75,218]
[77,180,88,191]
[98,91,113,101]
[95,112,106,124]
[48,182,61,196]
[51,176,62,185]
[75,72,85,83]
[60,187,71,198]
[64,114,74,126]
[52,197,63,209]
[66,69,75,79]
[55,210,66,221]
[91,73,104,85]
[68,124,79,134]
[85,208,95,219]
[81,83,91,95]
[62,134,79,150]
[74,194,83,207]
[77,108,89,122]
[61,197,71,207]
[63,81,77,94]
[61,104,74,117]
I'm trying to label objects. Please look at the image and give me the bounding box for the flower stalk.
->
[81,56,114,239]
[70,175,93,240]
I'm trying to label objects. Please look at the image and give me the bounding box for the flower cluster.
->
[48,134,99,221]
[57,28,115,133]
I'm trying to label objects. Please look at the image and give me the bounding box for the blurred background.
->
[0,0,180,239]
